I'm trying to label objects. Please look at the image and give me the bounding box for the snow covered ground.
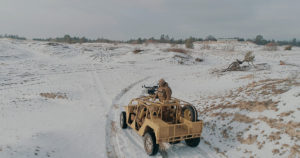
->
[0,39,299,158]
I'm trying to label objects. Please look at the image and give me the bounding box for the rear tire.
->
[185,137,200,147]
[144,132,159,156]
[181,105,197,121]
[120,111,127,129]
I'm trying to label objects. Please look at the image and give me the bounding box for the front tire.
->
[185,137,200,147]
[144,132,159,156]
[120,111,127,129]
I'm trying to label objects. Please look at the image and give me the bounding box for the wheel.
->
[185,137,200,147]
[144,132,159,156]
[182,105,197,122]
[120,111,127,129]
[169,141,180,144]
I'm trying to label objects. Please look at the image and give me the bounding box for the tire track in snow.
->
[101,69,220,158]
[105,76,220,158]
[105,76,151,158]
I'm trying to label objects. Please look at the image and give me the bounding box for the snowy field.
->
[0,39,299,158]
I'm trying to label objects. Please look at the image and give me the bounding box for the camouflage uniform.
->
[155,79,172,102]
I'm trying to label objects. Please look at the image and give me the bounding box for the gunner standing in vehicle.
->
[155,79,172,102]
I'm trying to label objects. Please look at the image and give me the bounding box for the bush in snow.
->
[185,38,194,49]
[165,48,188,54]
[264,43,278,51]
[284,45,292,50]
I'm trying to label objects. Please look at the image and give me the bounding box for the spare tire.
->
[181,105,197,122]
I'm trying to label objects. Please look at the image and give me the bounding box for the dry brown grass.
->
[40,92,67,99]
[264,43,278,51]
[210,112,233,120]
[195,58,204,62]
[204,140,211,146]
[268,131,281,141]
[237,134,257,145]
[111,121,117,136]
[284,45,292,50]
[222,129,229,139]
[258,116,300,139]
[289,145,300,158]
[232,113,254,123]
[257,141,266,149]
[280,60,286,65]
[133,49,143,54]
[278,111,294,117]
[239,74,254,80]
[272,149,280,155]
[198,77,300,156]
[200,78,299,117]
[165,48,188,54]
[201,100,279,115]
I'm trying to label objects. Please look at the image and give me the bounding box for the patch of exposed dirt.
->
[237,134,257,145]
[282,144,290,148]
[272,149,280,155]
[256,141,265,149]
[267,131,281,141]
[201,100,279,114]
[195,58,204,62]
[278,111,294,117]
[289,145,300,158]
[232,113,254,123]
[204,140,211,146]
[236,100,278,112]
[258,117,300,139]
[209,112,233,120]
[165,48,188,54]
[197,77,300,157]
[40,92,67,99]
[111,121,117,136]
[222,129,229,139]
[133,49,143,54]
[239,74,254,80]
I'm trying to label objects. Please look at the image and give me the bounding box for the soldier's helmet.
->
[158,78,166,86]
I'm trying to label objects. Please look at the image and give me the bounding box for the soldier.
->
[154,79,172,102]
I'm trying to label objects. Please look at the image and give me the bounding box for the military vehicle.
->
[120,86,203,156]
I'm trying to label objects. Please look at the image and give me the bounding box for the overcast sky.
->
[1,0,299,40]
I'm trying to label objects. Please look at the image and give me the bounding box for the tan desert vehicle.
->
[120,96,203,156]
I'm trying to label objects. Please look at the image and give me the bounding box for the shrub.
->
[185,38,194,49]
[280,61,286,65]
[264,43,278,51]
[195,58,204,62]
[133,49,143,54]
[244,51,255,63]
[284,45,292,50]
[165,48,188,54]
